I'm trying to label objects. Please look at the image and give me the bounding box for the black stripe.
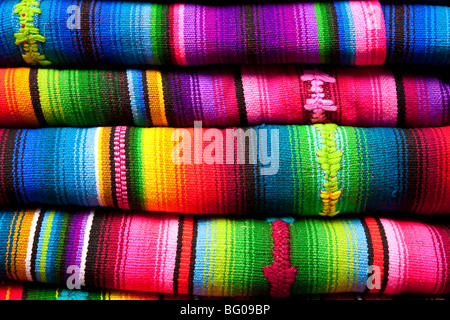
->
[28,69,46,126]
[393,70,406,127]
[80,0,96,63]
[188,216,198,294]
[244,5,257,64]
[392,5,405,64]
[2,130,20,205]
[172,214,185,294]
[101,212,114,288]
[84,209,102,287]
[107,71,122,125]
[74,0,84,64]
[404,5,411,63]
[329,3,341,64]
[95,212,108,288]
[360,218,374,294]
[116,71,134,125]
[30,209,46,282]
[90,0,100,62]
[232,66,248,125]
[374,218,390,294]
[18,130,29,203]
[141,71,153,126]
[161,72,177,127]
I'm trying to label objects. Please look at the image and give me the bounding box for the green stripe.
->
[151,4,171,65]
[315,3,336,64]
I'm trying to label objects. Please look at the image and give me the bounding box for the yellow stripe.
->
[141,128,180,212]
[14,68,39,126]
[97,127,113,207]
[146,70,168,126]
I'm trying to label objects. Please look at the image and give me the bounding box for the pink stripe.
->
[172,4,188,66]
[350,1,386,65]
[381,218,441,294]
[241,65,264,125]
[375,68,397,126]
[123,213,179,293]
[114,126,129,210]
[379,219,406,294]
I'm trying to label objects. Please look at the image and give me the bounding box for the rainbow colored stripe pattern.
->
[0,125,449,215]
[0,208,449,296]
[0,66,448,128]
[1,280,447,301]
[0,1,448,67]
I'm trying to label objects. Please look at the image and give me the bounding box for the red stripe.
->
[177,215,195,294]
[364,217,385,294]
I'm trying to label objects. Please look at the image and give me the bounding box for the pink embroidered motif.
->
[262,220,297,298]
[301,69,337,124]
[114,126,129,210]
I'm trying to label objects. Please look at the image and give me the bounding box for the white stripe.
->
[25,208,41,281]
[79,209,95,286]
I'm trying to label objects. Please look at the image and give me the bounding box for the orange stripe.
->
[13,68,39,126]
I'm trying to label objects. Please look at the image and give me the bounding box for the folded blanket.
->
[1,65,448,128]
[1,280,447,301]
[0,1,448,67]
[0,125,449,215]
[0,208,449,296]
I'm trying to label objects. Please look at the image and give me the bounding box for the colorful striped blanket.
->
[0,208,449,296]
[1,66,448,128]
[0,125,449,216]
[0,1,449,67]
[0,280,447,301]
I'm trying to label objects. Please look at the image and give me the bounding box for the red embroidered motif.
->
[262,220,297,298]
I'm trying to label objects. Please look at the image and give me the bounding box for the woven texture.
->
[0,65,448,128]
[1,280,447,301]
[0,125,449,215]
[0,1,448,67]
[0,208,449,296]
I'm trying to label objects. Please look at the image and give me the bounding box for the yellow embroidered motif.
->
[13,0,51,66]
[314,123,343,217]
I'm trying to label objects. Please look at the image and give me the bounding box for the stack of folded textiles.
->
[0,0,449,302]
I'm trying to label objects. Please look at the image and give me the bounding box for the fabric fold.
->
[0,125,449,215]
[0,65,448,128]
[0,208,449,296]
[0,0,448,67]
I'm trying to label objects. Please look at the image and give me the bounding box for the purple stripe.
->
[64,212,87,272]
[300,3,320,64]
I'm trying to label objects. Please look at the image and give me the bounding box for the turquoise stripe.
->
[353,220,369,292]
[193,219,208,296]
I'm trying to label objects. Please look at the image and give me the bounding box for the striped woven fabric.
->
[0,125,449,216]
[0,65,449,128]
[1,280,447,301]
[0,208,449,296]
[0,1,449,67]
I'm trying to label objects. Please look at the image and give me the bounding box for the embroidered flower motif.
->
[301,69,336,123]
